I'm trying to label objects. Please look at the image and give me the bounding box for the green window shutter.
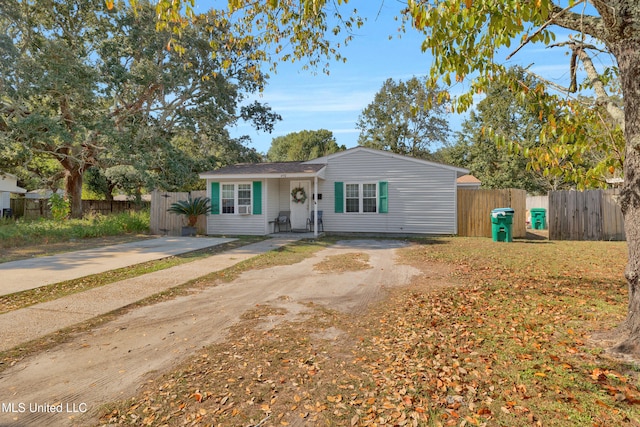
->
[379,181,388,213]
[252,181,262,215]
[334,182,344,213]
[210,182,220,215]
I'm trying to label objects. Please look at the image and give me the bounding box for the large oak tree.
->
[0,0,278,217]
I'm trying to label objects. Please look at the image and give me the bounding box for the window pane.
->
[346,199,360,213]
[363,198,377,213]
[363,184,376,198]
[346,184,359,198]
[238,183,251,206]
[222,184,234,213]
[222,199,234,214]
[222,184,234,197]
[345,184,359,212]
[362,183,377,212]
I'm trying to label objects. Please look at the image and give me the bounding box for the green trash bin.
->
[530,208,546,230]
[491,208,514,242]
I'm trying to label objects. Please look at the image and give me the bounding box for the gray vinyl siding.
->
[205,178,267,235]
[266,178,281,232]
[314,150,458,235]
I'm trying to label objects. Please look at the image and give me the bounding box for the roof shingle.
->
[201,162,325,176]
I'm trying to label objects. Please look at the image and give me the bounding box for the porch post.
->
[314,175,318,237]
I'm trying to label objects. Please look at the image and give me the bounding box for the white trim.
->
[200,167,326,180]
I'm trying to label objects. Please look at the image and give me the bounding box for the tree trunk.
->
[611,41,640,353]
[65,167,84,219]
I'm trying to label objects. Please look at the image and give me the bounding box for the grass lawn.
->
[99,236,638,427]
[0,211,151,262]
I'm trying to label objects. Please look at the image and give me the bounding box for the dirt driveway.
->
[0,240,420,427]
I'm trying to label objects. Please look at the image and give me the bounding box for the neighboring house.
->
[113,194,152,202]
[25,188,65,199]
[0,172,26,217]
[199,147,469,236]
[456,174,482,189]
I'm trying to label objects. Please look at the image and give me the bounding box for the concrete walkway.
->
[0,235,308,352]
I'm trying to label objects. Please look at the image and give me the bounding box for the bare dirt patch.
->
[312,252,372,274]
[0,239,420,427]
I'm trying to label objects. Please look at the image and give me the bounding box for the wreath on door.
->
[291,186,307,204]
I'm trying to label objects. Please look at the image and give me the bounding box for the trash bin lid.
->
[491,207,515,217]
[530,208,546,213]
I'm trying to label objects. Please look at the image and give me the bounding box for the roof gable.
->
[0,172,26,193]
[304,146,469,176]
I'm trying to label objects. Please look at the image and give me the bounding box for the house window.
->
[345,184,360,213]
[362,183,377,213]
[237,184,251,213]
[345,183,377,213]
[221,183,252,214]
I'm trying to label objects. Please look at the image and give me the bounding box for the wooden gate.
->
[150,190,207,236]
[457,189,527,238]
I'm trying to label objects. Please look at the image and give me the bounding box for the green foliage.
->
[0,211,150,249]
[356,76,450,159]
[84,167,113,200]
[439,68,562,193]
[0,0,280,217]
[48,193,70,221]
[167,197,211,227]
[267,129,345,161]
[517,88,625,189]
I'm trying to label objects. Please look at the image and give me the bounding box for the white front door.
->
[290,180,310,230]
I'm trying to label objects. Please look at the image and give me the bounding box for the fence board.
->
[510,189,527,238]
[457,188,526,238]
[548,189,624,241]
[150,190,207,236]
[603,190,625,240]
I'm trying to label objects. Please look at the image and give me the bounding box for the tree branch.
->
[571,43,625,131]
[521,67,573,95]
[549,2,607,40]
[506,0,585,61]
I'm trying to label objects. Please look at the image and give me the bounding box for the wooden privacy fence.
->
[10,198,148,219]
[150,190,207,236]
[457,189,527,238]
[549,189,624,241]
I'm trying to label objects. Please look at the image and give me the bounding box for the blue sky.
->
[195,1,597,156]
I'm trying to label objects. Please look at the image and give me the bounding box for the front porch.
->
[200,162,327,236]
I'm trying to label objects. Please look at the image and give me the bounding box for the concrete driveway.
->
[0,237,235,296]
[0,239,420,427]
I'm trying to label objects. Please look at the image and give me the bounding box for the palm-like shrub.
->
[167,197,211,227]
